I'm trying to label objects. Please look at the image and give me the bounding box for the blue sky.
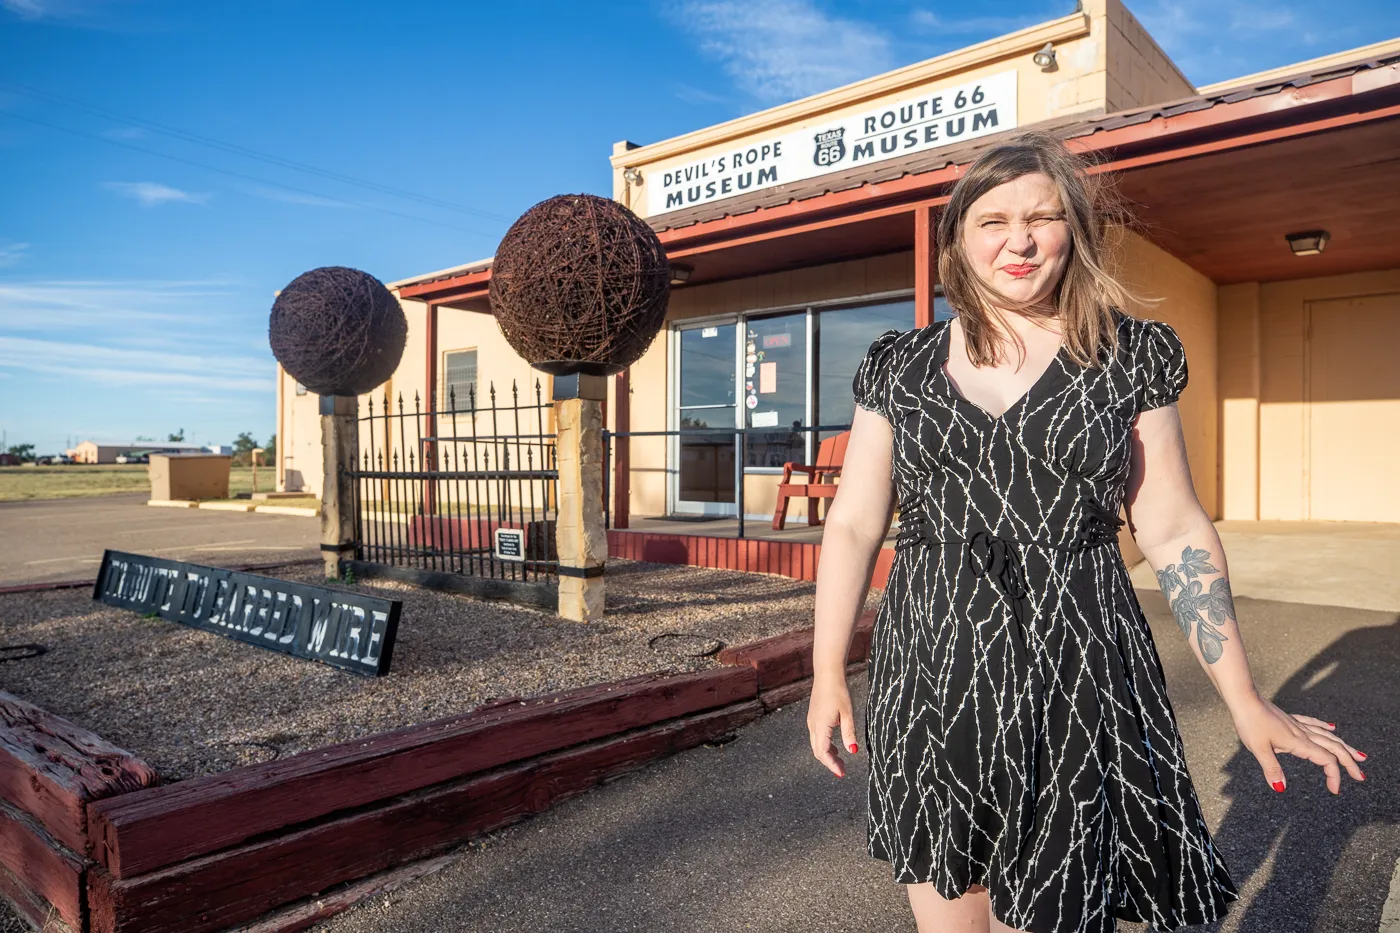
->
[1,0,1396,455]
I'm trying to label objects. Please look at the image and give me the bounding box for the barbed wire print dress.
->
[852,311,1239,933]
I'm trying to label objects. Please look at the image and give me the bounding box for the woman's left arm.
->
[1124,402,1367,796]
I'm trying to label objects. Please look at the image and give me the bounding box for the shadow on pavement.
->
[1209,616,1400,933]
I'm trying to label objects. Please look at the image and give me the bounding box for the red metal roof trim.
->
[647,53,1399,233]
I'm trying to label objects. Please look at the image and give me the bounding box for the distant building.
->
[205,445,233,455]
[72,440,210,464]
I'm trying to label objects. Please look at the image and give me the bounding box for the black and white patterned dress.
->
[851,310,1239,933]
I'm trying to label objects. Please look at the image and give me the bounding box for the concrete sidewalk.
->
[311,589,1399,933]
[1127,519,1400,614]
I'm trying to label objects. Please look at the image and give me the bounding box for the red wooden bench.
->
[772,431,850,530]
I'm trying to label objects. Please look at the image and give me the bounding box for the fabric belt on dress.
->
[891,498,1126,643]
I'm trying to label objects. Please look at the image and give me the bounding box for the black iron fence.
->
[343,379,855,601]
[345,379,560,607]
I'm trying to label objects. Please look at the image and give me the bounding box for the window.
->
[816,296,951,436]
[673,292,952,502]
[442,349,478,412]
[744,312,807,469]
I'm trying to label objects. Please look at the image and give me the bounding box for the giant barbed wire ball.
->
[489,193,671,376]
[268,266,408,396]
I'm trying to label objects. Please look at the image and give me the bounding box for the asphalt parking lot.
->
[0,494,319,586]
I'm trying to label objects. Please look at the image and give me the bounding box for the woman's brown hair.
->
[936,130,1142,369]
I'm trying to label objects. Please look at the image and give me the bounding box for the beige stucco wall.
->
[1222,268,1400,522]
[1218,282,1261,520]
[1111,230,1221,563]
[278,366,322,495]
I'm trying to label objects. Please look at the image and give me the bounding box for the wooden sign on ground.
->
[92,550,402,676]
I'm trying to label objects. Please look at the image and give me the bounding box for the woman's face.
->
[961,171,1072,308]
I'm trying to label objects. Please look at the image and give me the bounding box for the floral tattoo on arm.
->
[1155,546,1235,664]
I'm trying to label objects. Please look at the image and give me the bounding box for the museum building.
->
[275,0,1400,565]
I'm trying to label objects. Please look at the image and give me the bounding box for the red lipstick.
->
[1002,264,1037,278]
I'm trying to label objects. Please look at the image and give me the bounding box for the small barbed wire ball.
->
[489,193,671,376]
[269,266,408,396]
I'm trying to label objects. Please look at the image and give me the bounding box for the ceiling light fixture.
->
[1032,43,1057,70]
[1285,230,1330,256]
[669,263,693,285]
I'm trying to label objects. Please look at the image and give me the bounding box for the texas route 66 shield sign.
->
[813,128,846,168]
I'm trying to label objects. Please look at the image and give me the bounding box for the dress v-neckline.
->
[935,319,1068,423]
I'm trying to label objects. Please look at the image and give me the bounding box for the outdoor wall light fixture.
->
[1032,43,1057,70]
[669,263,693,285]
[623,167,644,186]
[1285,230,1330,256]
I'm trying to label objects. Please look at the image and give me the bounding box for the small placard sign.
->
[494,527,525,561]
[92,550,401,677]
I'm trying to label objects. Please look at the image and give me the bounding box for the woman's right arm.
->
[807,404,897,778]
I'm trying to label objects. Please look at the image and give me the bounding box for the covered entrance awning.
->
[643,54,1400,319]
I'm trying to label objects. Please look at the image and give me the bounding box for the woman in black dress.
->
[806,133,1368,933]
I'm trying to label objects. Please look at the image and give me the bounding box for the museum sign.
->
[649,70,1017,215]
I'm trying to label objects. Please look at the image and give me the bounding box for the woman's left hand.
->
[1229,694,1367,795]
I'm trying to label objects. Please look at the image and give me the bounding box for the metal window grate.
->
[442,350,477,411]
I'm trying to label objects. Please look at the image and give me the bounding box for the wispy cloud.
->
[104,181,210,207]
[669,0,893,103]
[0,0,166,30]
[1,0,45,19]
[0,241,29,267]
[909,9,1050,35]
[0,335,272,390]
[240,184,351,208]
[1225,4,1297,34]
[0,278,270,393]
[101,125,147,141]
[1129,0,1336,79]
[673,83,730,106]
[0,279,236,331]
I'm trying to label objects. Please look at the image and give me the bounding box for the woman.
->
[805,132,1367,933]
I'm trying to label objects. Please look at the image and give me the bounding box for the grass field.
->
[0,464,293,502]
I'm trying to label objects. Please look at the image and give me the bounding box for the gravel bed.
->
[0,559,881,783]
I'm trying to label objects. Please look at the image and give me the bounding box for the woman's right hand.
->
[808,675,860,778]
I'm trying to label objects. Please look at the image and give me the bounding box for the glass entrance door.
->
[675,321,737,514]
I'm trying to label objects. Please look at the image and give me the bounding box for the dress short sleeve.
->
[1139,319,1189,411]
[852,329,902,421]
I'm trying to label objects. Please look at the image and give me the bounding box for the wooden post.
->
[914,204,937,328]
[320,395,358,578]
[612,367,630,530]
[423,303,438,516]
[554,372,607,621]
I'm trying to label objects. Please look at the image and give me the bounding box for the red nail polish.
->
[1357,751,1367,760]
[1358,771,1366,781]
[1271,780,1285,792]
[1328,722,1336,728]
[849,743,859,753]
